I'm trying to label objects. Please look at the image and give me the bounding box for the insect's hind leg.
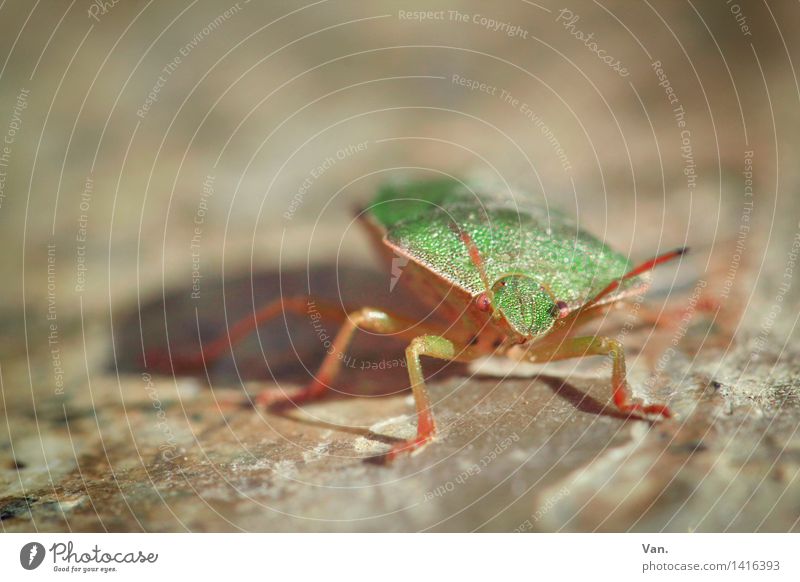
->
[144,296,346,374]
[522,335,672,419]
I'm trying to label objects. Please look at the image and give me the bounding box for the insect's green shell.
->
[369,178,643,337]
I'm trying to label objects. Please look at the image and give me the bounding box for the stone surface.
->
[3,261,800,532]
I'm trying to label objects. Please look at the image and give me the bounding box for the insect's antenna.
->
[585,247,688,308]
[450,223,493,301]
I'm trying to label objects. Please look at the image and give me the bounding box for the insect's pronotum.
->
[153,178,686,460]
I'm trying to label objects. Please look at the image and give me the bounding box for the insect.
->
[153,178,685,460]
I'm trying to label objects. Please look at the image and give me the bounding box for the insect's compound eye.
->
[475,293,492,312]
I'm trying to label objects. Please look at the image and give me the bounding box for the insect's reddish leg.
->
[545,301,610,344]
[585,248,688,309]
[522,335,672,419]
[634,295,719,329]
[145,296,345,373]
[258,311,476,460]
[386,335,477,460]
[256,308,443,408]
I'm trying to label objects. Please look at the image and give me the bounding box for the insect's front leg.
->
[520,335,672,419]
[256,308,479,460]
[385,335,480,460]
[255,308,448,408]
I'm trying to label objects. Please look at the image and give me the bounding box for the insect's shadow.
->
[265,404,404,446]
[114,264,460,393]
[113,261,643,468]
[536,375,639,422]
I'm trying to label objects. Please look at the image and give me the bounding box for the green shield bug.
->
[155,178,685,460]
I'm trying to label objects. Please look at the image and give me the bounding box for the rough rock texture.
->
[3,261,800,532]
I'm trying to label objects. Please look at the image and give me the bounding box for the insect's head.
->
[476,275,566,340]
[454,224,568,341]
